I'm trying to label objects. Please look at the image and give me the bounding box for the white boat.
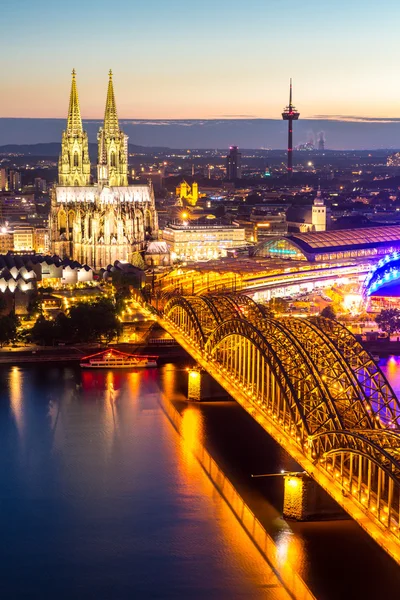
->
[80,349,158,369]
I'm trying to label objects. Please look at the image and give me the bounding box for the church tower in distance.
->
[97,70,128,187]
[58,70,91,186]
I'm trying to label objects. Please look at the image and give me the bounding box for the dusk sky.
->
[2,0,400,121]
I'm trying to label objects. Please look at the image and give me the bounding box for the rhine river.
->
[1,358,400,599]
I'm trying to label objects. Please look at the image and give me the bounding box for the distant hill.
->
[0,143,61,156]
[3,117,400,150]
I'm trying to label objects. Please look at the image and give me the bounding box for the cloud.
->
[213,114,260,118]
[309,115,400,123]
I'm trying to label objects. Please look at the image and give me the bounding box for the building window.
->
[74,152,79,167]
[110,152,116,167]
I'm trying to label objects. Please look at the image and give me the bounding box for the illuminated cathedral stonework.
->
[50,70,158,268]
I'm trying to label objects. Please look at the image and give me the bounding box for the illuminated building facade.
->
[0,255,93,293]
[0,168,22,192]
[34,228,49,254]
[226,146,242,180]
[0,225,49,254]
[286,188,327,233]
[311,188,327,231]
[0,254,94,314]
[50,70,158,268]
[0,231,13,253]
[0,169,7,192]
[163,221,246,261]
[176,180,198,206]
[13,226,34,252]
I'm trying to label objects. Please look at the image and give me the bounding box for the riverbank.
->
[2,336,399,365]
[363,340,400,357]
[0,341,189,364]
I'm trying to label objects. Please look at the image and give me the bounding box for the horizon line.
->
[2,115,400,123]
[1,141,400,152]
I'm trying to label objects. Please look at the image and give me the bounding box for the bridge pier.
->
[283,473,346,521]
[187,366,230,402]
[187,366,202,402]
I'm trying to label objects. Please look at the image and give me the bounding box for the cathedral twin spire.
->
[98,70,128,187]
[66,69,83,136]
[58,69,91,186]
[104,70,119,136]
[59,70,128,187]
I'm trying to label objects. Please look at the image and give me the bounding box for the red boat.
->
[80,348,158,369]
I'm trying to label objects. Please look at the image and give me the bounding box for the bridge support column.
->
[283,473,315,520]
[187,366,202,402]
[283,473,346,521]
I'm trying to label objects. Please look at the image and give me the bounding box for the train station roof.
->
[287,225,400,253]
[254,225,400,261]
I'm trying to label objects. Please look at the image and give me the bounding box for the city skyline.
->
[2,0,400,122]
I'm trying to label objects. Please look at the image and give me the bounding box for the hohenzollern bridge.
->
[146,290,400,564]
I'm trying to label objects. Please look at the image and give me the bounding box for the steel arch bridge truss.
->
[161,293,400,553]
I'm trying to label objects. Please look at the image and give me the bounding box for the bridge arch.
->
[310,316,400,427]
[204,318,330,440]
[164,296,206,346]
[206,295,242,321]
[254,316,344,434]
[226,293,271,321]
[311,429,400,530]
[205,293,270,324]
[184,296,221,336]
[282,317,375,430]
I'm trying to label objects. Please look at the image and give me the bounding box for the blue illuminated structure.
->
[364,251,400,297]
[268,247,297,255]
[254,225,400,263]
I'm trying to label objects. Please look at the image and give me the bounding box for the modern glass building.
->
[255,226,400,263]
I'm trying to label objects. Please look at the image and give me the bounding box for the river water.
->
[1,359,400,599]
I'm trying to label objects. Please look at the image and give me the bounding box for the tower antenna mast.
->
[282,79,300,176]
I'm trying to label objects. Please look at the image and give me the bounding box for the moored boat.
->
[80,348,158,369]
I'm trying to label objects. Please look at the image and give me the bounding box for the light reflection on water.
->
[380,355,400,396]
[9,365,23,436]
[0,363,290,600]
[276,529,306,573]
[180,405,204,470]
[3,360,400,599]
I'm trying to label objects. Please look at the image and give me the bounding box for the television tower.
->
[282,79,300,176]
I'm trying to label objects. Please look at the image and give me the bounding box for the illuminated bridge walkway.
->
[150,292,400,564]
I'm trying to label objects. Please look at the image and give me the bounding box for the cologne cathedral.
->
[50,70,158,268]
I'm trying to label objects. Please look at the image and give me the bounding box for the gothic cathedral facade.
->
[50,70,158,268]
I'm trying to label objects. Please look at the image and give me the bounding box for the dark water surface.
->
[0,364,289,600]
[2,360,400,599]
